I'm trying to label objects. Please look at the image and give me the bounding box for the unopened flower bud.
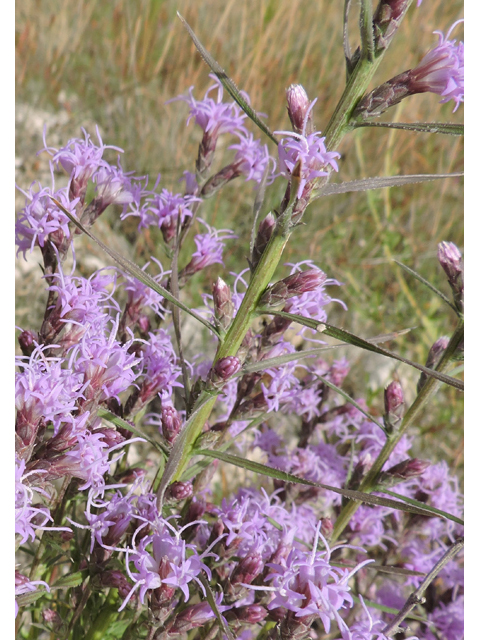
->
[166,481,193,501]
[384,380,405,432]
[231,552,264,585]
[210,356,242,384]
[213,277,234,331]
[373,1,411,51]
[18,330,37,357]
[251,212,276,270]
[95,427,126,448]
[386,458,431,479]
[99,570,132,600]
[260,269,326,309]
[200,163,241,198]
[417,336,449,393]
[286,84,314,135]
[438,241,464,312]
[161,405,182,444]
[234,604,268,623]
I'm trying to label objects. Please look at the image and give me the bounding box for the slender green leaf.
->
[394,260,458,313]
[355,121,464,135]
[177,13,279,145]
[260,310,464,391]
[380,488,464,526]
[319,172,463,197]
[195,449,441,518]
[240,329,415,375]
[50,197,220,338]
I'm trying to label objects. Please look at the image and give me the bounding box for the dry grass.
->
[15,0,463,468]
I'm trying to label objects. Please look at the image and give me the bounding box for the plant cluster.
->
[15,2,463,639]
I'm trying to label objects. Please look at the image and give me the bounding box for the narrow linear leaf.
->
[380,488,464,526]
[355,121,464,135]
[50,197,220,338]
[195,449,440,519]
[394,260,458,313]
[97,407,168,457]
[198,575,234,640]
[240,329,415,375]
[260,310,463,391]
[250,163,271,263]
[319,172,463,197]
[177,13,279,145]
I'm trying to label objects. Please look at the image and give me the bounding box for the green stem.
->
[171,221,292,482]
[331,320,464,543]
[324,0,414,151]
[168,0,416,487]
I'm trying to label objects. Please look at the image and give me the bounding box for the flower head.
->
[410,21,464,111]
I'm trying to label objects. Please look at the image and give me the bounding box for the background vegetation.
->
[15,0,463,473]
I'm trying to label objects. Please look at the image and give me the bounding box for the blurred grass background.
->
[15,0,463,472]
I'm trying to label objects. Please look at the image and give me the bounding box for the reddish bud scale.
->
[438,241,464,312]
[213,277,234,330]
[417,336,449,393]
[286,84,314,135]
[161,405,182,444]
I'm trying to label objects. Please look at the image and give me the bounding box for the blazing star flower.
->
[246,521,372,635]
[42,125,123,201]
[424,595,464,640]
[15,345,85,444]
[171,74,249,138]
[229,132,275,183]
[134,330,183,405]
[181,222,237,277]
[129,189,201,242]
[43,269,118,348]
[15,177,77,258]
[275,99,340,199]
[119,520,215,611]
[15,457,53,543]
[71,317,140,407]
[410,21,464,111]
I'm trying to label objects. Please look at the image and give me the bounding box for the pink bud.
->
[286,84,314,135]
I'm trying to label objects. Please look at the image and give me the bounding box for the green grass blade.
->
[177,13,279,145]
[50,197,220,338]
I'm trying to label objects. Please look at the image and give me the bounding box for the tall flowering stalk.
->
[15,3,463,639]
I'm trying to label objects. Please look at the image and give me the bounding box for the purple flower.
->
[43,269,119,348]
[122,258,169,322]
[410,21,464,111]
[181,221,237,277]
[43,126,123,201]
[228,132,275,183]
[425,595,464,640]
[275,107,340,199]
[15,178,77,258]
[15,457,53,543]
[262,522,371,634]
[72,317,140,407]
[140,189,201,242]
[16,345,84,448]
[120,520,214,610]
[171,75,248,138]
